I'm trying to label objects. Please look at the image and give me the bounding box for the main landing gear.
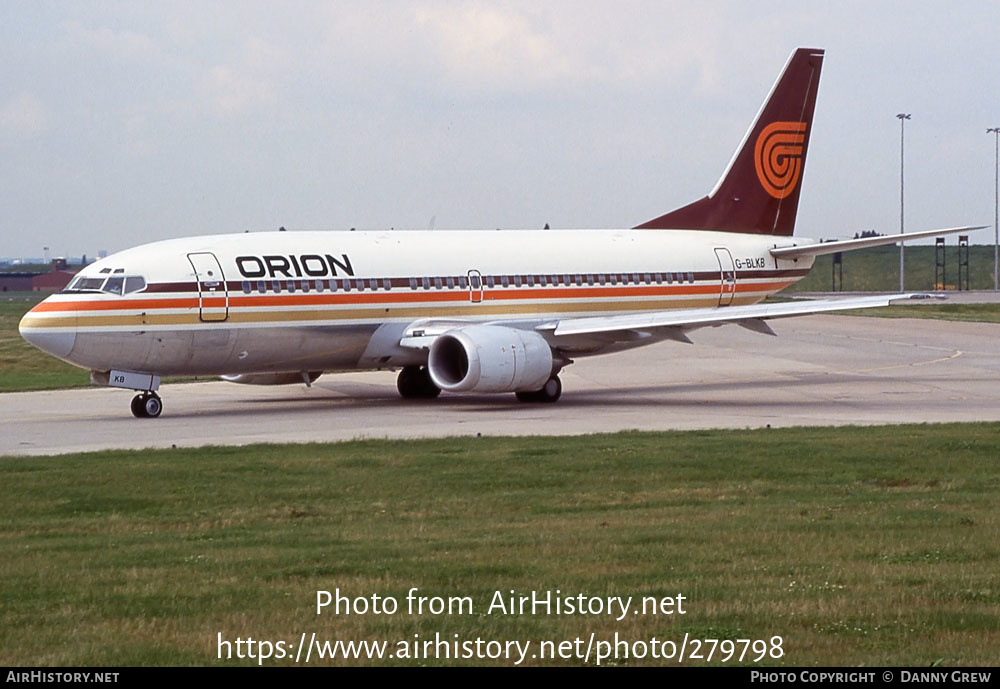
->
[396,368,563,403]
[130,392,163,418]
[515,375,562,404]
[397,366,441,399]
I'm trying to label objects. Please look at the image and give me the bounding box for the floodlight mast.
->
[988,127,1000,291]
[897,113,911,292]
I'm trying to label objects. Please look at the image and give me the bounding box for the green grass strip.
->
[2,425,998,666]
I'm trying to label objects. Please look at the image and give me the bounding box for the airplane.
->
[19,47,983,418]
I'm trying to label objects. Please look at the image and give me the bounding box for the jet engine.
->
[427,325,554,393]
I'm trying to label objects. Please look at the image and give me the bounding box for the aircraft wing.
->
[398,294,940,352]
[770,225,986,259]
[548,293,938,340]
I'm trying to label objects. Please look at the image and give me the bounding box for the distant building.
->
[0,273,35,292]
[32,269,78,291]
[0,259,81,292]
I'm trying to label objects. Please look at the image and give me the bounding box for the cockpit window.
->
[103,276,125,295]
[69,277,107,292]
[124,276,146,294]
[64,274,148,295]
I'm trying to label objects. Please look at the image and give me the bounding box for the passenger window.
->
[241,281,251,294]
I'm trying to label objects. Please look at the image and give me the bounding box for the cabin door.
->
[188,252,229,322]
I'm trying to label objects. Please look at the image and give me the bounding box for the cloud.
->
[306,2,775,99]
[61,21,160,61]
[200,64,276,117]
[411,5,576,91]
[0,92,52,140]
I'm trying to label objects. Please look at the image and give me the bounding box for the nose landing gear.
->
[130,392,163,418]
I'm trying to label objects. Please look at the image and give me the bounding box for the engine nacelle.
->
[221,371,322,386]
[428,325,554,393]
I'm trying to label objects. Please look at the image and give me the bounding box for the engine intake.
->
[428,325,553,393]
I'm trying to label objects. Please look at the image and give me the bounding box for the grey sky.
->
[2,1,998,259]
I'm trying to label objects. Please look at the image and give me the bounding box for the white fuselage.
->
[19,229,812,378]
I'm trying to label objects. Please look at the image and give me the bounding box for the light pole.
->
[897,113,911,292]
[989,127,1000,291]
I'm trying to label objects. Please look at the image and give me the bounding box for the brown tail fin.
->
[635,48,824,236]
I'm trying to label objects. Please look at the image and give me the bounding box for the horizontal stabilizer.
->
[770,226,987,259]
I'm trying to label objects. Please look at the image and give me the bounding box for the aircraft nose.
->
[19,301,77,359]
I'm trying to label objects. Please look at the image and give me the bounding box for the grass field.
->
[1,426,998,666]
[788,245,997,293]
[0,295,90,392]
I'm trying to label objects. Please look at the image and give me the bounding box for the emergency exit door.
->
[714,248,737,307]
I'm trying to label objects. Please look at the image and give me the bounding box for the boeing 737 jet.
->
[19,48,982,417]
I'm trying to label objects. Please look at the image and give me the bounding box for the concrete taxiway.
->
[1,314,998,456]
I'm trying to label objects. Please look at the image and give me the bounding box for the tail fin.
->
[635,47,824,236]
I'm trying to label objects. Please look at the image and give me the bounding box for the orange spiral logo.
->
[754,121,807,199]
